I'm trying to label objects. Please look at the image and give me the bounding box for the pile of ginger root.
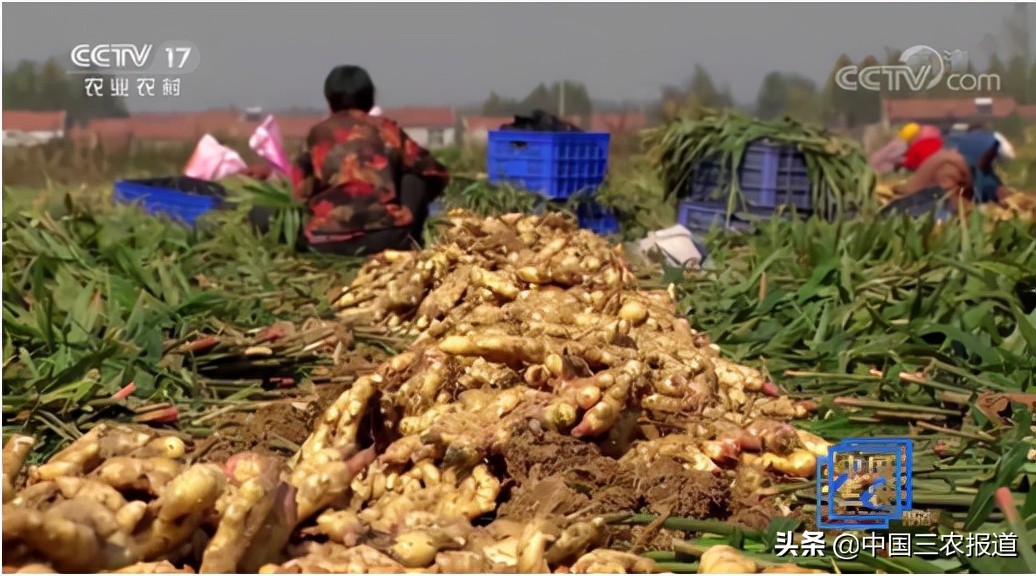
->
[3,211,833,574]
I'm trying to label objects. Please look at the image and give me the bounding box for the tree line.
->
[5,49,1034,133]
[481,81,595,120]
[484,52,1036,130]
[3,58,130,127]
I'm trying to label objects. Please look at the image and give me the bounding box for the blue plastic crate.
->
[677,201,746,233]
[576,201,620,235]
[684,140,818,212]
[677,200,789,234]
[113,177,226,226]
[487,130,611,200]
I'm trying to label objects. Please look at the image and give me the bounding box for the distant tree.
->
[718,82,736,108]
[1,58,128,126]
[481,81,593,119]
[521,83,552,112]
[851,55,883,126]
[884,47,903,66]
[823,54,856,127]
[656,65,735,122]
[755,72,788,120]
[755,72,825,123]
[882,48,916,101]
[3,60,40,108]
[1029,61,1036,104]
[822,54,882,127]
[546,81,592,118]
[1005,55,1030,104]
[782,74,825,124]
[986,53,1007,77]
[656,84,684,122]
[684,65,733,109]
[481,91,517,116]
[38,59,71,111]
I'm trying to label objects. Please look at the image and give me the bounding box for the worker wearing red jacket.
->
[896,123,943,172]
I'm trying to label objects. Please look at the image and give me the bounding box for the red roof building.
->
[274,115,327,141]
[381,107,456,129]
[68,118,133,151]
[461,115,513,145]
[1016,104,1036,120]
[2,110,68,133]
[3,110,69,146]
[587,111,649,133]
[881,97,1024,125]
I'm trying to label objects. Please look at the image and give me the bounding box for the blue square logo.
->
[815,438,913,530]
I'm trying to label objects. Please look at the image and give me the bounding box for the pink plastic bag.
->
[184,134,248,180]
[249,115,290,177]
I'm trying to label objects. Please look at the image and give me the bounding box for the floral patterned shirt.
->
[291,110,449,243]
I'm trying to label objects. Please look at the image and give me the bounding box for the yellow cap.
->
[898,123,920,142]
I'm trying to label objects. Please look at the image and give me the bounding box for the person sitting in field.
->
[247,65,449,255]
[892,129,1009,211]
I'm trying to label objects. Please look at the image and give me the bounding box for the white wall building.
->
[382,107,457,149]
[2,111,67,147]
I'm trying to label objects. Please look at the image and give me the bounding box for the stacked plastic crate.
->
[676,139,820,233]
[486,130,617,234]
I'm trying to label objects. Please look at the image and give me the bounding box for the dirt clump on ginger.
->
[197,370,369,464]
[724,464,787,532]
[498,427,728,521]
[3,211,832,574]
[631,456,728,518]
[196,387,339,464]
[497,428,635,519]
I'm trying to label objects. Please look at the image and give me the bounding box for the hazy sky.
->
[3,2,1033,112]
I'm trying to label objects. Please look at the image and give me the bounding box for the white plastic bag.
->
[636,225,706,268]
[994,131,1016,160]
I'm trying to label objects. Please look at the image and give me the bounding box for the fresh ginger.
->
[4,211,838,575]
[699,545,759,573]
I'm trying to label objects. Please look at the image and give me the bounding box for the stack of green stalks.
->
[673,212,1035,397]
[631,211,1036,573]
[0,187,385,459]
[644,109,877,222]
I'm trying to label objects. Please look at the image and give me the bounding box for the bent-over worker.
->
[868,123,941,175]
[892,129,1008,210]
[897,123,943,172]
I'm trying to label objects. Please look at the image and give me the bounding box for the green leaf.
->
[760,517,802,552]
[912,323,1003,366]
[964,443,1031,531]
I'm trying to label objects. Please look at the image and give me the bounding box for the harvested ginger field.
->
[3,171,1035,574]
[3,210,837,574]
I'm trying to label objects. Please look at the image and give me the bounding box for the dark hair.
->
[323,65,375,113]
